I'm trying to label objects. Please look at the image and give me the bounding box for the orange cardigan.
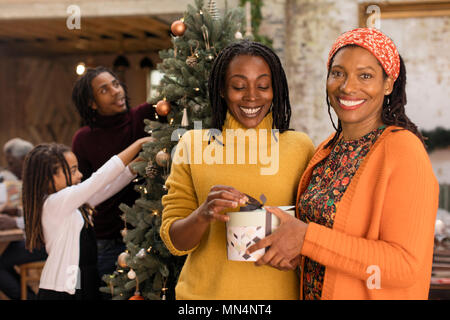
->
[296,126,439,300]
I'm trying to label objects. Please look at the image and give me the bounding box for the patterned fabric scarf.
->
[327,28,400,80]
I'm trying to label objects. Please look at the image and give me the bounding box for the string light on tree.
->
[161,278,168,300]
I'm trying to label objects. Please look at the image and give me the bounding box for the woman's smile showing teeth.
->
[338,98,366,110]
[239,106,262,117]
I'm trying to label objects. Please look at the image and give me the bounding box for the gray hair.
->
[3,138,34,159]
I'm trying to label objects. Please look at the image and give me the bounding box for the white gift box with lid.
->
[226,206,295,261]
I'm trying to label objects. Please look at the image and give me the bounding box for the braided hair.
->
[22,143,94,252]
[325,45,425,149]
[208,39,292,133]
[72,66,130,128]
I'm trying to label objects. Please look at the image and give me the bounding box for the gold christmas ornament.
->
[171,19,186,37]
[156,99,171,116]
[155,149,171,167]
[117,251,130,268]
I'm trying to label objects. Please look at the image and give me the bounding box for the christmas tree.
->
[101,0,244,300]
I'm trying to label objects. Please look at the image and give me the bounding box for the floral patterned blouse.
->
[297,125,386,300]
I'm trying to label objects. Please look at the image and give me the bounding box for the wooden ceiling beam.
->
[109,16,170,39]
[75,19,122,40]
[1,36,171,55]
[0,23,57,40]
[92,17,150,40]
[0,15,171,55]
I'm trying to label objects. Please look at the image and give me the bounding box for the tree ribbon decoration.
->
[239,193,271,244]
[240,193,267,211]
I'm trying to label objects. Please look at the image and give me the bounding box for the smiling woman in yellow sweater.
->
[248,28,439,300]
[160,40,314,300]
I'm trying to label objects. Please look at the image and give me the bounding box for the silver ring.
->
[207,209,214,216]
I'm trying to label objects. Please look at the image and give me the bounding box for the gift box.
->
[225,194,295,261]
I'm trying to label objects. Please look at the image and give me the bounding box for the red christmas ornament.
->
[129,294,144,300]
[156,99,171,116]
[171,20,186,37]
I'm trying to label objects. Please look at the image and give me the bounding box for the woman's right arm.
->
[168,186,248,251]
[160,133,247,254]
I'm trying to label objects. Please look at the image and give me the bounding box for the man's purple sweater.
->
[72,103,157,239]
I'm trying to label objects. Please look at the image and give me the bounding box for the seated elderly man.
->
[0,138,47,300]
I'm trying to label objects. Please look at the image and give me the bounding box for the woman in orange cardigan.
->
[247,28,439,299]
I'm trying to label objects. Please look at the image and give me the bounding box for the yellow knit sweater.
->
[160,112,315,300]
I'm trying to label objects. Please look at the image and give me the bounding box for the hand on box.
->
[195,185,248,223]
[246,206,308,271]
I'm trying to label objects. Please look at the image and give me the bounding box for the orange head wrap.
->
[327,28,400,81]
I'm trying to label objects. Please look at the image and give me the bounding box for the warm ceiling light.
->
[76,62,86,75]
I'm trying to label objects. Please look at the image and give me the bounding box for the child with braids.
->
[248,28,439,300]
[22,137,152,300]
[160,40,315,299]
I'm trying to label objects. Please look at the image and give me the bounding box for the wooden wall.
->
[0,52,157,168]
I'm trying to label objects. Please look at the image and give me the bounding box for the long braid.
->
[208,40,292,132]
[381,55,425,145]
[23,144,71,251]
[324,91,343,149]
